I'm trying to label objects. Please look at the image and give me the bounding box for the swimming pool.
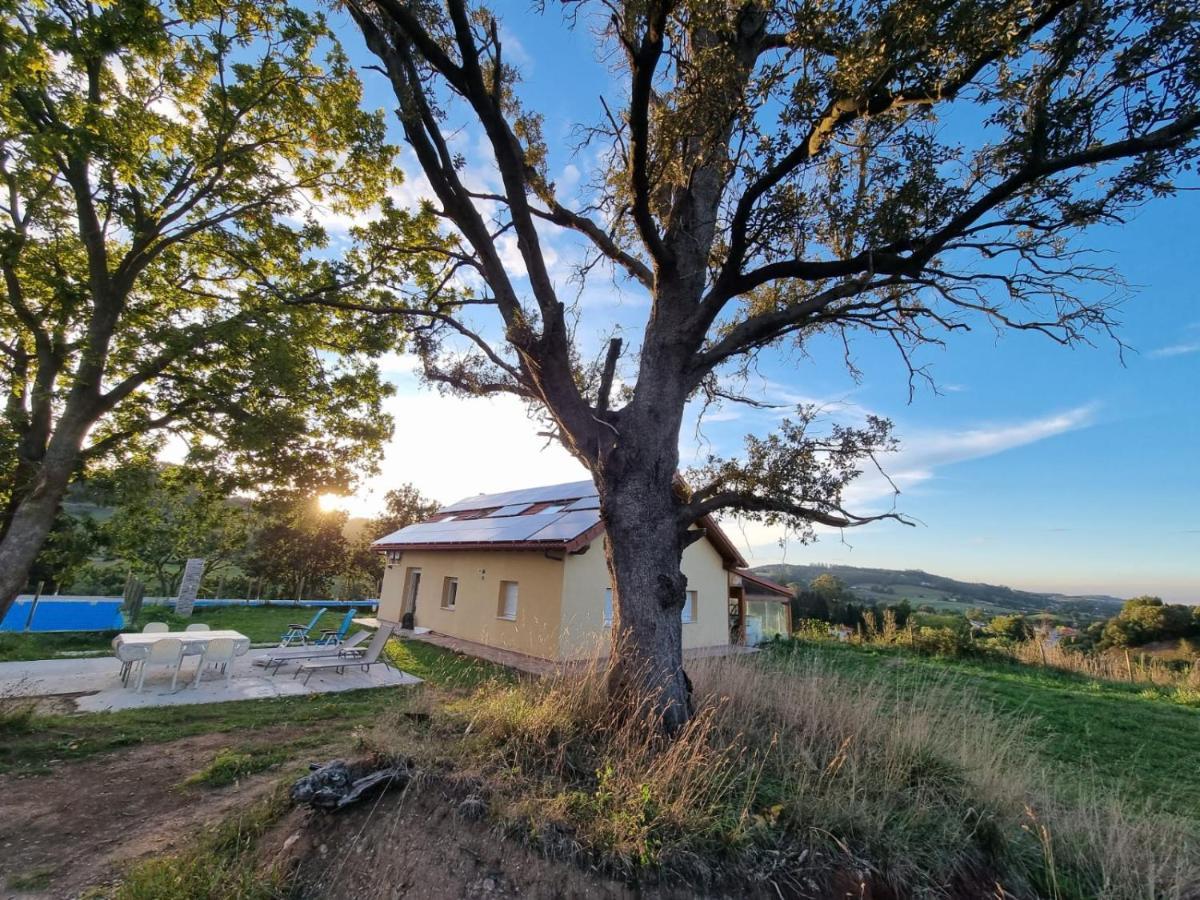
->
[1,597,125,633]
[0,597,379,633]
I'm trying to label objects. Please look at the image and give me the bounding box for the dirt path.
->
[278,776,724,900]
[0,729,295,898]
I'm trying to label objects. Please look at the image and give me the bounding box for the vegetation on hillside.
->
[756,563,1124,621]
[20,468,438,602]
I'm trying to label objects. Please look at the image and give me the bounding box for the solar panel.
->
[439,478,597,512]
[487,503,534,517]
[528,509,601,542]
[564,496,601,511]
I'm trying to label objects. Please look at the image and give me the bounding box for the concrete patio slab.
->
[0,651,421,713]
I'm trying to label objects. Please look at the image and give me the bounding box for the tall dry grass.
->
[444,651,1200,898]
[1012,639,1200,692]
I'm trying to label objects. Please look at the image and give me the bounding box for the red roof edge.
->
[698,514,747,570]
[736,568,793,599]
[375,539,574,553]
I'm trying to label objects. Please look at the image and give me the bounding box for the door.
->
[403,568,422,616]
[745,614,763,647]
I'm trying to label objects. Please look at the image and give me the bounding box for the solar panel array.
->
[439,478,597,513]
[373,478,607,548]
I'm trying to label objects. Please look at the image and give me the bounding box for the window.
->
[682,590,698,624]
[498,581,519,620]
[603,588,613,627]
[441,576,458,610]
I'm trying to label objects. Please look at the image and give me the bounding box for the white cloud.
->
[725,403,1100,565]
[1148,341,1200,359]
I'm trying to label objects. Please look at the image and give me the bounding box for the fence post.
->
[22,581,44,632]
[1124,648,1134,682]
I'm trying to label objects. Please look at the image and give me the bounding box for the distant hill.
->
[751,563,1125,622]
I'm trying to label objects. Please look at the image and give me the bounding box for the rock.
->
[292,758,414,811]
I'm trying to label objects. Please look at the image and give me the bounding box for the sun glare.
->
[317,492,344,513]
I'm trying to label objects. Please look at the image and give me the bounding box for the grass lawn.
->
[0,603,374,662]
[4,627,1197,898]
[765,640,1200,822]
[0,638,508,775]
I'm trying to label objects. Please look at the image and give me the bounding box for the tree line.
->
[2,0,1196,732]
[25,463,437,602]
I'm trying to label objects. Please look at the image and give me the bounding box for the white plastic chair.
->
[117,643,150,686]
[141,622,169,634]
[184,623,210,632]
[136,638,185,693]
[193,638,237,689]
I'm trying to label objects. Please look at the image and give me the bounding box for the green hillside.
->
[753,562,1125,622]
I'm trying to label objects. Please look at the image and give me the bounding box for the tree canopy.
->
[0,0,423,613]
[339,0,1200,727]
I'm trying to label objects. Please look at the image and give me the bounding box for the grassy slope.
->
[768,641,1200,821]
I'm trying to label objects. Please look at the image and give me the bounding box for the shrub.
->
[180,747,287,788]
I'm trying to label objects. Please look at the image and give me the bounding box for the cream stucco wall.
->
[379,531,733,661]
[378,548,565,658]
[558,531,731,660]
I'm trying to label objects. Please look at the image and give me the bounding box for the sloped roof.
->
[737,569,793,601]
[373,478,746,568]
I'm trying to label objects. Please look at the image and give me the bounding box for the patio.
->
[0,650,421,713]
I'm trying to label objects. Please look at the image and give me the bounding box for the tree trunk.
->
[0,411,92,621]
[602,471,692,732]
[596,350,693,732]
[0,458,77,619]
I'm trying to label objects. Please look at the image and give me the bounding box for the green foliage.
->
[114,788,290,900]
[0,0,442,608]
[26,511,101,593]
[0,691,36,734]
[180,747,287,788]
[987,614,1034,644]
[1098,595,1200,649]
[97,463,253,595]
[244,498,355,600]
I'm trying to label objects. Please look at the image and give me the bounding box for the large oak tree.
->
[340,0,1198,730]
[0,0,416,616]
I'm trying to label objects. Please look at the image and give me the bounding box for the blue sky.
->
[317,5,1199,602]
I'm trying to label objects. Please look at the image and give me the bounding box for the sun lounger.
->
[258,631,370,675]
[280,607,327,646]
[295,625,394,685]
[314,609,356,645]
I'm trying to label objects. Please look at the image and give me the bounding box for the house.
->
[734,569,793,644]
[372,479,752,662]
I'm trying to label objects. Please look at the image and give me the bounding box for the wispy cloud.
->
[728,403,1101,563]
[893,403,1099,470]
[1148,341,1200,359]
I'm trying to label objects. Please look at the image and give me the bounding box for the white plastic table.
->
[112,630,251,687]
